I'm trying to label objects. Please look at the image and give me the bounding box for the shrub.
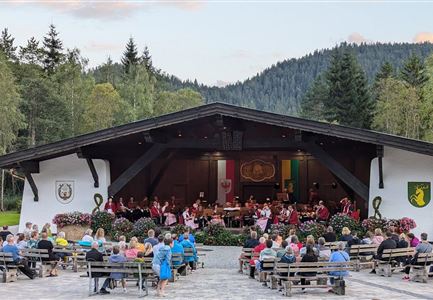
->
[195,231,207,244]
[329,213,361,236]
[52,211,92,228]
[242,225,263,238]
[270,224,292,239]
[132,217,156,240]
[90,211,115,236]
[112,217,133,241]
[298,221,326,240]
[361,217,388,233]
[171,224,192,236]
[204,223,226,237]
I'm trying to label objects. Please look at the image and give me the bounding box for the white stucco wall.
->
[370,146,433,238]
[19,154,110,232]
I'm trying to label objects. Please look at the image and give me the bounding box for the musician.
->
[127,197,135,210]
[104,197,117,214]
[286,205,299,225]
[315,200,330,222]
[118,197,127,211]
[132,205,144,221]
[340,197,353,216]
[182,207,198,229]
[150,201,161,225]
[278,205,288,224]
[161,201,169,225]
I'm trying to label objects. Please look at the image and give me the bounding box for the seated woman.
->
[182,207,198,229]
[164,203,177,226]
[125,239,139,259]
[328,241,350,288]
[339,227,353,242]
[94,228,106,244]
[317,237,331,260]
[372,228,384,245]
[300,235,319,257]
[143,242,154,257]
[82,229,94,243]
[299,245,318,290]
[180,233,197,268]
[16,233,27,250]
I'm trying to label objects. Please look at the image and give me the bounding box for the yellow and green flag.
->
[281,160,299,201]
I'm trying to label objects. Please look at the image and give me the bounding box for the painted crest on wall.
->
[55,181,74,204]
[220,179,232,194]
[408,182,431,208]
[240,159,275,182]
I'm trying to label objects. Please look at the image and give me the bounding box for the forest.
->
[1,24,433,158]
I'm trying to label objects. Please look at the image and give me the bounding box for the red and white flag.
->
[217,160,235,205]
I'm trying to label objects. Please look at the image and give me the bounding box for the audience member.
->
[244,231,260,248]
[318,237,331,259]
[82,229,94,243]
[276,240,289,258]
[144,229,158,246]
[28,231,39,249]
[86,241,104,292]
[299,245,318,291]
[23,222,33,238]
[100,245,127,294]
[402,232,433,280]
[94,228,106,244]
[256,239,277,286]
[300,236,318,257]
[328,242,350,287]
[323,226,337,243]
[407,233,420,248]
[371,231,397,274]
[397,233,409,248]
[372,228,384,245]
[16,233,27,250]
[37,232,59,276]
[152,237,173,297]
[0,225,12,242]
[3,234,35,279]
[180,233,197,269]
[339,227,353,242]
[249,237,266,278]
[125,239,139,259]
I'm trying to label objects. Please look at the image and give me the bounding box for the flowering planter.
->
[58,225,89,241]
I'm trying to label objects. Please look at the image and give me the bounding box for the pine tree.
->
[0,28,17,61]
[401,55,429,89]
[140,45,153,72]
[375,61,394,82]
[121,37,139,73]
[19,37,43,65]
[324,49,373,128]
[300,75,328,120]
[43,24,64,73]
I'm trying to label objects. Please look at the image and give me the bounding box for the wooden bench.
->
[53,247,86,272]
[86,260,152,297]
[0,252,20,282]
[375,247,415,277]
[240,248,253,273]
[409,252,433,283]
[259,258,276,284]
[325,242,346,251]
[22,248,52,277]
[283,261,355,297]
[184,247,202,270]
[171,252,186,279]
[348,244,378,271]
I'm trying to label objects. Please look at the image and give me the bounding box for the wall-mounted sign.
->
[55,180,74,204]
[408,182,431,208]
[240,159,275,182]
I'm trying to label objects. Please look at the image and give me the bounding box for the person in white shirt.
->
[82,229,94,243]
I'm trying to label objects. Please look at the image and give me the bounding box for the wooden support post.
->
[108,144,166,196]
[146,151,176,197]
[377,145,384,189]
[19,161,40,202]
[304,141,369,201]
[85,158,99,188]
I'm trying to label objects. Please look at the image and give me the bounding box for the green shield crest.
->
[408,182,431,208]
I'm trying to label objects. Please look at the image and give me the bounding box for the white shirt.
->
[82,235,94,243]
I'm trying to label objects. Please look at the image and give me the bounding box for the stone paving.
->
[2,246,433,299]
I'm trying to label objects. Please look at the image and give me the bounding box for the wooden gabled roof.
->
[1,102,432,168]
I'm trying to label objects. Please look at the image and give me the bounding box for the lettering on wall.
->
[408,182,431,208]
[55,180,74,204]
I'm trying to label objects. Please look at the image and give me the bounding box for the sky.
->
[1,1,433,86]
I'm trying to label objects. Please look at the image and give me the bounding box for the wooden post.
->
[0,169,4,211]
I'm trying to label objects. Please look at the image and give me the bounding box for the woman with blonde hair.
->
[300,235,318,256]
[143,242,154,257]
[94,228,106,243]
[82,229,94,243]
[125,239,139,259]
[372,228,384,245]
[397,233,409,248]
[339,227,352,242]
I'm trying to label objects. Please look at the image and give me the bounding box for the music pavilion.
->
[2,103,433,236]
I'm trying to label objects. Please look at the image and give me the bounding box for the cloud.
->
[413,32,433,43]
[347,32,369,45]
[215,80,231,87]
[5,0,205,20]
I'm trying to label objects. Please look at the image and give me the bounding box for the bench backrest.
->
[0,252,15,263]
[381,247,415,258]
[171,252,183,264]
[415,252,433,264]
[22,248,50,259]
[287,261,355,274]
[261,258,276,270]
[349,244,378,256]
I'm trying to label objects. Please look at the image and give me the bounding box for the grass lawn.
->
[0,211,20,226]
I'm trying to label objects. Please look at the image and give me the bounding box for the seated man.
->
[2,234,35,279]
[239,231,260,273]
[255,239,277,286]
[86,241,104,292]
[180,232,197,269]
[402,232,432,281]
[100,245,127,294]
[370,231,397,274]
[328,242,350,286]
[37,232,59,277]
[143,229,158,247]
[171,233,185,274]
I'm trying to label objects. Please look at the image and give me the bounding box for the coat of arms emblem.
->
[55,181,74,204]
[220,179,232,194]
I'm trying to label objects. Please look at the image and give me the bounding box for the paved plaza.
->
[2,246,433,299]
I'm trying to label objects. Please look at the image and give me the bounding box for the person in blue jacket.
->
[328,241,350,285]
[180,232,197,268]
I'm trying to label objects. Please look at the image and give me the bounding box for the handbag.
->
[159,259,172,280]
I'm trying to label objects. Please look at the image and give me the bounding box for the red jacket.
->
[317,206,330,221]
[250,243,266,266]
[288,210,299,225]
[150,206,161,218]
[104,202,117,213]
